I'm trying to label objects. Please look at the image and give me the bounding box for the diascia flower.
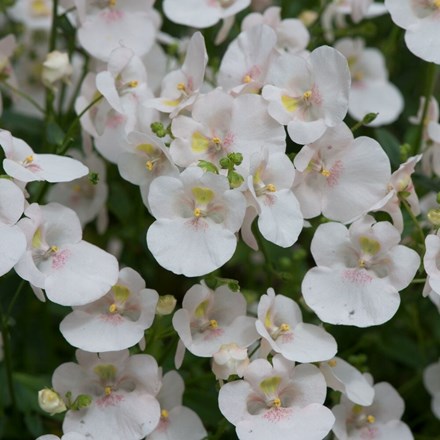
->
[14,203,119,306]
[262,46,351,145]
[334,38,403,127]
[146,167,246,277]
[52,350,161,440]
[0,130,88,183]
[302,215,420,327]
[385,0,440,64]
[172,282,258,360]
[147,370,207,440]
[256,288,337,363]
[218,355,335,440]
[332,375,413,439]
[0,179,26,277]
[60,267,159,352]
[293,123,391,223]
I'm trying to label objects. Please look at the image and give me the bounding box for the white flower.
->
[147,167,246,277]
[219,355,335,440]
[262,46,351,145]
[385,0,440,64]
[302,215,420,326]
[423,359,440,419]
[14,203,119,306]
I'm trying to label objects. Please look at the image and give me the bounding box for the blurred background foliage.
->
[0,0,439,438]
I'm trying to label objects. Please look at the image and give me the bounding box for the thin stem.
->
[34,93,103,204]
[58,93,103,155]
[414,63,438,155]
[400,198,426,253]
[7,279,26,316]
[49,0,59,53]
[253,223,275,286]
[0,82,45,114]
[411,278,427,284]
[0,302,16,409]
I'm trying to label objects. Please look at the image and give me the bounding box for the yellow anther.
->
[145,160,154,171]
[193,208,202,218]
[25,155,34,163]
[353,71,364,82]
[177,82,186,91]
[212,136,221,144]
[321,169,331,177]
[108,0,116,6]
[104,386,112,396]
[128,80,138,88]
[328,359,337,367]
[358,259,366,268]
[50,245,59,253]
[266,184,277,192]
[367,415,375,424]
[108,303,118,314]
[209,319,218,329]
[72,184,82,192]
[161,409,169,418]
[303,90,312,100]
[272,397,281,408]
[31,0,50,16]
[243,74,252,83]
[435,0,440,8]
[279,323,290,332]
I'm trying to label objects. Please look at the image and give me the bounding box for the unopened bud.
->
[151,122,167,138]
[228,170,244,189]
[228,152,243,166]
[362,112,378,125]
[38,388,67,415]
[42,51,72,89]
[428,209,440,226]
[198,160,219,174]
[156,295,177,316]
[299,10,318,27]
[71,394,92,411]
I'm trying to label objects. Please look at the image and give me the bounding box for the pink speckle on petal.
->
[106,113,125,129]
[262,407,293,423]
[51,249,71,270]
[360,426,379,440]
[100,9,124,23]
[262,193,276,207]
[185,217,209,231]
[223,131,235,149]
[100,313,124,325]
[96,393,124,408]
[26,163,42,173]
[326,160,344,187]
[156,417,170,433]
[311,84,323,106]
[342,269,373,285]
[278,331,294,344]
[203,327,225,341]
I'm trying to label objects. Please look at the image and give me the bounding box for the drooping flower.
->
[0,130,88,183]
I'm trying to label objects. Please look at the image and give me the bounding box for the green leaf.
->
[375,128,401,168]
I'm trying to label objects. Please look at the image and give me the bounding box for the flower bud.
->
[41,51,72,89]
[428,208,440,226]
[156,295,177,316]
[299,10,318,27]
[38,388,67,415]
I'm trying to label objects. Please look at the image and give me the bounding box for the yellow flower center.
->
[303,90,312,100]
[128,80,138,88]
[243,74,252,83]
[272,397,281,408]
[109,0,116,6]
[161,409,169,418]
[266,184,277,192]
[328,359,337,367]
[177,82,186,92]
[279,323,290,332]
[212,136,221,144]
[50,245,59,253]
[321,169,331,177]
[193,208,202,218]
[104,386,112,396]
[209,319,218,329]
[367,415,375,424]
[434,0,440,8]
[145,160,154,171]
[108,303,118,314]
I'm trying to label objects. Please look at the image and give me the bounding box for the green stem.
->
[414,63,438,155]
[0,82,45,114]
[411,278,427,284]
[7,280,26,316]
[49,0,59,53]
[0,302,16,409]
[253,222,275,286]
[400,198,425,253]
